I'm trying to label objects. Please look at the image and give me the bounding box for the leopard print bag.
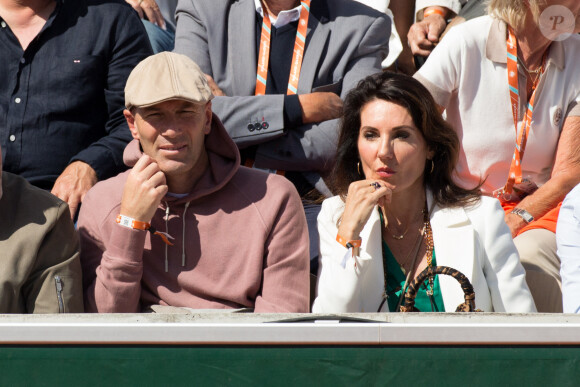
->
[399,266,483,312]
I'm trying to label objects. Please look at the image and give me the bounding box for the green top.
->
[382,240,445,312]
[379,211,445,312]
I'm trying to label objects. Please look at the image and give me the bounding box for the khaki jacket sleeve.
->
[24,202,84,313]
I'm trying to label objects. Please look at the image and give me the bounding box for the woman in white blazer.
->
[312,72,536,313]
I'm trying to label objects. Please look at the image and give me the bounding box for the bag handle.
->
[399,266,481,312]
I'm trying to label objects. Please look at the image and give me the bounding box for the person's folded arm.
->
[312,199,373,313]
[78,190,146,313]
[505,116,580,236]
[70,8,152,180]
[413,21,464,109]
[415,0,463,16]
[253,14,391,172]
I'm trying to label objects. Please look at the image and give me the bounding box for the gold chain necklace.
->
[379,204,433,312]
[423,210,435,297]
[387,208,430,275]
[384,208,424,240]
[424,214,434,266]
[517,56,542,75]
[517,56,545,87]
[385,223,408,240]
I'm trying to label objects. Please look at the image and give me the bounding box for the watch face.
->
[514,208,533,223]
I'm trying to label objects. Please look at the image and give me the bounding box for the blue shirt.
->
[0,0,152,189]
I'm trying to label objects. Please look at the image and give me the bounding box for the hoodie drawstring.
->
[182,202,190,267]
[162,201,191,272]
[164,203,170,272]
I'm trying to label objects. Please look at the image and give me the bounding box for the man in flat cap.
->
[78,52,310,313]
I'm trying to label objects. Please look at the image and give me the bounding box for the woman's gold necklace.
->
[385,222,408,240]
[384,209,424,240]
[396,228,422,275]
[385,209,428,274]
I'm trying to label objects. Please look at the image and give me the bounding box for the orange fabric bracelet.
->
[336,234,362,249]
[116,214,174,246]
[423,8,446,18]
[116,214,149,230]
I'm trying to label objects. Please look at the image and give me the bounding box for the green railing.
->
[1,312,579,386]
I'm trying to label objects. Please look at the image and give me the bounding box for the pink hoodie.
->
[78,114,310,313]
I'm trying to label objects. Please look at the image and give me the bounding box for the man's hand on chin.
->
[51,161,98,219]
[120,154,168,223]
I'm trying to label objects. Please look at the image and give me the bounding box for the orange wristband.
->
[116,214,174,246]
[336,234,362,249]
[423,8,446,18]
[116,214,150,230]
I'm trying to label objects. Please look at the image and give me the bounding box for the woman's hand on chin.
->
[338,180,391,240]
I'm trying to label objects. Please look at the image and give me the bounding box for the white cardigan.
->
[312,193,537,313]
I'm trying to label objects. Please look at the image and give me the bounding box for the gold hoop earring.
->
[357,162,362,176]
[430,159,434,174]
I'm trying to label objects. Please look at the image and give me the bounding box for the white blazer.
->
[312,192,537,313]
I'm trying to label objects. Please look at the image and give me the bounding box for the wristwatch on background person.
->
[511,208,534,224]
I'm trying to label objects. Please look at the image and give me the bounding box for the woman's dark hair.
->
[330,71,481,208]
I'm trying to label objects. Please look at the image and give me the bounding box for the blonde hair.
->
[487,0,546,31]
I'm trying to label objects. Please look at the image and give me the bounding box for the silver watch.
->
[511,208,534,223]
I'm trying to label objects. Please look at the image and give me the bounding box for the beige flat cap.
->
[125,52,214,109]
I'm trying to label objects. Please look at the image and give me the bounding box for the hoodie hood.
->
[123,112,240,204]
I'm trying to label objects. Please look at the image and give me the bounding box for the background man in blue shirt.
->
[0,0,152,217]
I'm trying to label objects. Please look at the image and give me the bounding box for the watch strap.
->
[511,208,534,223]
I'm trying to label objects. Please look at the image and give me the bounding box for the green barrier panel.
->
[1,345,580,386]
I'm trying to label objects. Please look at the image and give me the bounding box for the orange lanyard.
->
[503,26,545,195]
[254,0,311,96]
